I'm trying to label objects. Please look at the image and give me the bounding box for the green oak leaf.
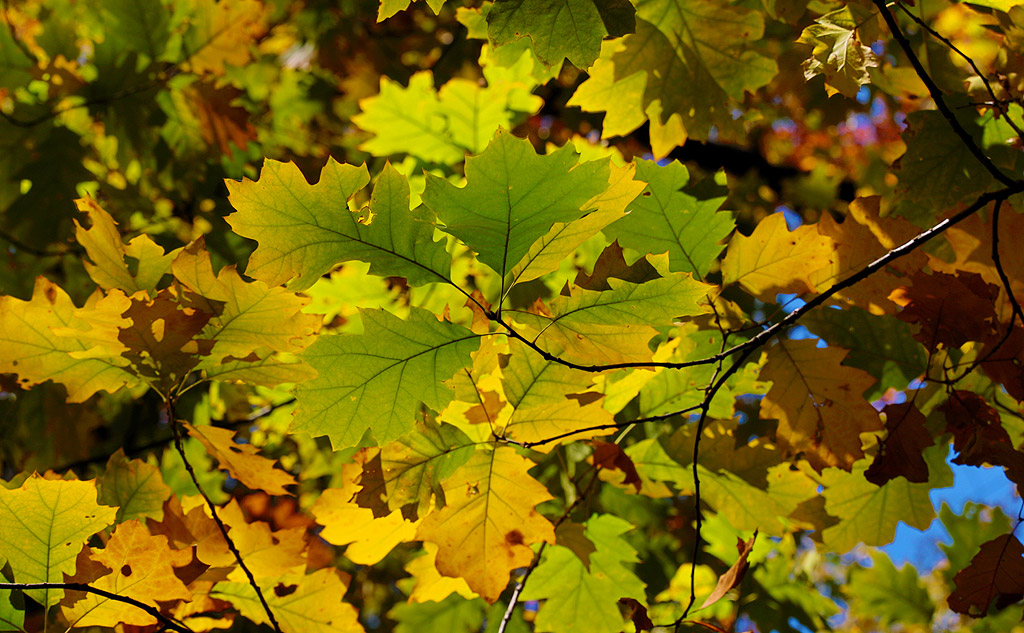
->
[892,110,999,223]
[846,553,933,626]
[939,501,1012,582]
[421,129,609,288]
[603,161,732,279]
[102,0,172,63]
[513,272,714,363]
[98,449,172,523]
[522,514,646,633]
[226,159,453,291]
[572,0,777,142]
[292,307,481,449]
[821,444,952,552]
[0,475,117,606]
[378,0,446,21]
[486,0,635,69]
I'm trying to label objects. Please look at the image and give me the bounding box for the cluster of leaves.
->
[2,0,1024,632]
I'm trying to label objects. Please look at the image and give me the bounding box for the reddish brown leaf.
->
[942,390,1024,492]
[701,531,757,609]
[574,241,661,291]
[980,326,1024,401]
[948,534,1024,616]
[591,439,642,492]
[892,271,999,350]
[618,597,653,631]
[865,402,933,485]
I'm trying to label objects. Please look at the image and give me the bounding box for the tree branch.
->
[0,582,194,633]
[873,0,1017,187]
[166,400,283,633]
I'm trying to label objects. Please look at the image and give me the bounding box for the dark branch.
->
[0,582,194,633]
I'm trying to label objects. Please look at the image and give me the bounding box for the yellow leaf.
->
[185,423,297,495]
[721,212,835,301]
[760,338,881,471]
[62,521,192,628]
[74,198,178,293]
[405,543,478,603]
[0,475,117,605]
[213,568,364,633]
[312,486,419,564]
[0,278,139,402]
[498,339,614,446]
[417,446,555,602]
[183,0,268,76]
[193,500,307,580]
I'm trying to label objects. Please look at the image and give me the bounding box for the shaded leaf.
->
[948,534,1024,616]
[864,402,933,485]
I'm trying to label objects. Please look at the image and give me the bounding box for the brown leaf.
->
[554,521,596,570]
[865,402,933,485]
[354,450,391,518]
[948,534,1024,616]
[941,390,1024,492]
[618,597,653,632]
[592,439,642,492]
[892,271,999,350]
[700,531,757,609]
[575,242,660,291]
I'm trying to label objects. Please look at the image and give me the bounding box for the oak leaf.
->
[185,423,297,495]
[948,534,1024,616]
[417,447,556,602]
[760,338,881,470]
[62,520,193,628]
[0,475,117,606]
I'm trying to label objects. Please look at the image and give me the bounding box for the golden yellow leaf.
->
[405,543,478,603]
[212,568,364,633]
[311,462,419,565]
[760,338,881,471]
[192,500,307,581]
[62,520,192,628]
[74,198,178,293]
[185,423,296,495]
[0,278,139,402]
[183,0,268,76]
[721,212,835,301]
[417,446,555,602]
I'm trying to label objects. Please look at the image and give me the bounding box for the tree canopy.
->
[1,0,1024,632]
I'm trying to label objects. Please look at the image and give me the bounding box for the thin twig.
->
[505,405,704,450]
[166,400,283,633]
[873,0,1017,187]
[991,199,1024,326]
[894,2,1024,141]
[0,583,194,633]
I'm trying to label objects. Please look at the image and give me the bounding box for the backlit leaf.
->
[0,476,117,606]
[185,423,297,495]
[292,307,480,448]
[417,446,555,602]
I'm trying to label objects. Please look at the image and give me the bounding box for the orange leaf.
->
[185,423,296,495]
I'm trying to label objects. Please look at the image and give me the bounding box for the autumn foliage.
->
[1,1,1024,632]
